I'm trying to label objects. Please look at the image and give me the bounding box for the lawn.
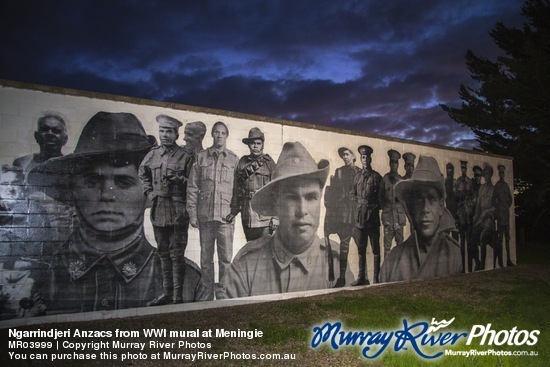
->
[1,244,549,366]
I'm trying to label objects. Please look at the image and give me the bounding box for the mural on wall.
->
[0,85,516,322]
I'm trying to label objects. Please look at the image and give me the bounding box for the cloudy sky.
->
[1,1,525,149]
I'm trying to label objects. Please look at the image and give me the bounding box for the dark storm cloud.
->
[0,0,525,150]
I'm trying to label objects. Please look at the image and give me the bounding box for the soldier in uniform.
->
[139,115,194,305]
[27,112,203,314]
[454,160,474,272]
[492,164,514,267]
[471,163,496,270]
[226,128,276,241]
[223,142,342,297]
[379,149,406,259]
[351,145,382,285]
[324,147,360,288]
[472,165,482,200]
[13,114,68,176]
[379,156,462,282]
[402,152,416,180]
[187,121,239,300]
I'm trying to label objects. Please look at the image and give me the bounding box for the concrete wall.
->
[0,81,515,326]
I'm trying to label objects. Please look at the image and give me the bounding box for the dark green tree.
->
[441,0,550,241]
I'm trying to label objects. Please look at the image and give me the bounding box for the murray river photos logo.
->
[310,318,540,359]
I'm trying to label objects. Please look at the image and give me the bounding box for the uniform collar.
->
[271,231,322,273]
[207,146,227,157]
[160,144,179,155]
[59,230,155,283]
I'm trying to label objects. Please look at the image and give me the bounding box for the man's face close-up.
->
[212,124,228,149]
[73,162,145,234]
[183,126,203,151]
[159,127,178,146]
[248,139,263,157]
[35,117,67,153]
[341,150,354,166]
[474,172,481,184]
[461,166,467,177]
[390,159,398,173]
[410,184,443,242]
[274,177,322,254]
[446,167,454,179]
[404,162,414,178]
[360,154,371,169]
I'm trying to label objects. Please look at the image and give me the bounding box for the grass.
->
[1,244,549,366]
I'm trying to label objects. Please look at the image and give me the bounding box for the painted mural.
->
[0,83,515,323]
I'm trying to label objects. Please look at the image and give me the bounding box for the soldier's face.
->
[73,163,145,234]
[159,127,178,146]
[446,167,454,178]
[461,166,467,176]
[390,159,398,173]
[405,162,414,177]
[212,124,228,149]
[473,172,481,183]
[274,177,321,254]
[499,171,505,180]
[248,139,263,157]
[360,154,371,168]
[183,126,203,151]
[34,117,68,153]
[409,184,443,242]
[341,150,354,166]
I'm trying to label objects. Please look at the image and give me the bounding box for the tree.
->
[441,0,550,241]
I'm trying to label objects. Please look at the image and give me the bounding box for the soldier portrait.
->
[380,155,462,282]
[13,114,68,177]
[351,145,382,285]
[323,147,360,287]
[139,115,195,306]
[226,128,276,242]
[187,121,239,300]
[379,149,406,258]
[223,142,343,298]
[493,164,514,267]
[27,112,203,314]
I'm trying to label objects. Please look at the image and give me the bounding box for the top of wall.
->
[0,79,512,161]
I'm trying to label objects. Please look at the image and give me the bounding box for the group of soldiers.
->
[0,111,514,319]
[445,161,514,272]
[325,145,514,289]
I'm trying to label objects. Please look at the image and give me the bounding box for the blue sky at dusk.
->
[1,1,525,149]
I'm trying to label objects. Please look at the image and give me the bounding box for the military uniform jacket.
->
[324,165,360,229]
[379,230,462,283]
[139,145,194,227]
[352,168,382,229]
[492,180,512,226]
[47,230,204,314]
[223,232,340,298]
[445,177,458,219]
[454,176,474,226]
[187,146,239,223]
[474,183,495,228]
[379,172,406,230]
[230,154,276,228]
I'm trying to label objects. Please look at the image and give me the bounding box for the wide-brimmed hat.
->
[395,155,455,230]
[242,127,265,144]
[251,142,329,216]
[27,112,156,203]
[337,147,353,158]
